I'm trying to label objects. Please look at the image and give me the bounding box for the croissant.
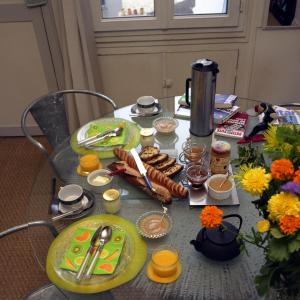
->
[113,148,188,199]
[108,161,172,204]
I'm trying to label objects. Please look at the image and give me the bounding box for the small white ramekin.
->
[207,174,233,200]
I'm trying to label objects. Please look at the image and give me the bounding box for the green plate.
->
[46,215,147,294]
[70,118,140,159]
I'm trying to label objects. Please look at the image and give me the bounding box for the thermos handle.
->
[223,214,243,232]
[185,78,192,106]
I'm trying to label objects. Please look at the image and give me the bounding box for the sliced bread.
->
[146,153,168,165]
[162,163,184,177]
[155,157,176,171]
[139,146,160,161]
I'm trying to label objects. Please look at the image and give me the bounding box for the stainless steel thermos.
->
[185,59,219,137]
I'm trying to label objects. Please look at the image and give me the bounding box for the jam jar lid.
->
[212,141,231,153]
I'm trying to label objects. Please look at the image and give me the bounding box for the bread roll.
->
[113,148,188,199]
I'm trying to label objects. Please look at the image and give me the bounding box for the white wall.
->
[93,0,300,108]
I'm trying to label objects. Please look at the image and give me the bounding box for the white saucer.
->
[59,195,89,214]
[136,106,158,114]
[131,103,162,116]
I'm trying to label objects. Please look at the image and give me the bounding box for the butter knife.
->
[130,148,155,192]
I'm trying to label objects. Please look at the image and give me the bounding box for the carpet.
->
[0,137,50,300]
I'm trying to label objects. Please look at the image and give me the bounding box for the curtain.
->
[51,0,111,131]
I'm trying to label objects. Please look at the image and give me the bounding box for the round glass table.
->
[27,97,266,299]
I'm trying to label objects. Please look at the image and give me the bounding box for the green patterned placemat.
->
[70,118,140,159]
[46,214,147,294]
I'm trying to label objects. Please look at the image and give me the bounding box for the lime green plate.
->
[70,118,140,159]
[46,215,147,294]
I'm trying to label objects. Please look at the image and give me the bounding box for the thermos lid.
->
[192,58,219,73]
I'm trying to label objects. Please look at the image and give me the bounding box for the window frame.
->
[90,0,242,32]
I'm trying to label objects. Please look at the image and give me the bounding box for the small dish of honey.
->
[136,211,172,239]
[207,174,233,201]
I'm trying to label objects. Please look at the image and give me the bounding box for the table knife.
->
[78,128,118,146]
[75,225,103,281]
[130,148,155,192]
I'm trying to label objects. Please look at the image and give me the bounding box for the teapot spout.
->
[190,239,202,252]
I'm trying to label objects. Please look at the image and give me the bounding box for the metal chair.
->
[0,221,60,299]
[21,90,117,179]
[21,89,117,158]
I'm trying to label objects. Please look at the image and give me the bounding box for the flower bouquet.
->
[235,125,300,296]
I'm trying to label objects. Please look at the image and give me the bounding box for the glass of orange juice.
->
[150,245,179,278]
[79,154,101,173]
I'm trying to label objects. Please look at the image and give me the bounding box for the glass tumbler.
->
[183,142,206,163]
[150,245,179,278]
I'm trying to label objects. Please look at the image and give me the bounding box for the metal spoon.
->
[85,226,112,279]
[219,173,230,188]
[51,199,90,221]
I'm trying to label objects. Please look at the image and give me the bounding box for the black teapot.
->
[190,214,243,261]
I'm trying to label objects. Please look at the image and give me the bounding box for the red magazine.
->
[214,112,248,139]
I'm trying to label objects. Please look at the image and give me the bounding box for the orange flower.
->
[293,169,300,184]
[200,206,223,229]
[279,215,300,235]
[271,159,294,181]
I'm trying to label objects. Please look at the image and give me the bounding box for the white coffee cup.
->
[136,96,156,114]
[58,184,84,211]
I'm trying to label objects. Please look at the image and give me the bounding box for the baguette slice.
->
[139,146,160,161]
[146,153,168,165]
[162,163,183,177]
[155,157,176,171]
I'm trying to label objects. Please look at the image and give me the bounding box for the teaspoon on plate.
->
[51,199,90,221]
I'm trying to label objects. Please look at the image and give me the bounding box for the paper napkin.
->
[60,227,126,275]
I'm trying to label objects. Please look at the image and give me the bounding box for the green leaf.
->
[288,239,300,254]
[255,274,271,296]
[270,227,284,239]
[268,239,289,262]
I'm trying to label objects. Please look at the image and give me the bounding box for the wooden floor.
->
[0,137,50,300]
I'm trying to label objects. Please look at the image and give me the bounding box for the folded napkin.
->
[86,122,127,147]
[60,227,125,275]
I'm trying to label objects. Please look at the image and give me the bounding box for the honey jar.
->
[140,128,155,147]
[210,141,231,174]
[102,188,121,214]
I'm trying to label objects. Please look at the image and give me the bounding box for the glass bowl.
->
[186,163,209,188]
[153,117,179,134]
[136,211,172,239]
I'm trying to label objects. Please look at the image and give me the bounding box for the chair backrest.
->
[29,92,70,149]
[21,89,117,159]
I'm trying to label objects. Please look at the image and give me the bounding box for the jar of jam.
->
[210,141,231,174]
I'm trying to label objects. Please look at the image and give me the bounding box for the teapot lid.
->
[192,59,219,73]
[205,221,238,246]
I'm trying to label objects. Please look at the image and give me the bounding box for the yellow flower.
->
[256,219,270,233]
[280,143,293,155]
[263,125,279,151]
[268,192,300,221]
[236,165,271,196]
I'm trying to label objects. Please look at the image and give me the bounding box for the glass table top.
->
[27,97,265,299]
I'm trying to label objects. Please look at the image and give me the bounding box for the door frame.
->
[0,2,64,135]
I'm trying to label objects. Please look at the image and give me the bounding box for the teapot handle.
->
[223,214,243,232]
[185,78,192,106]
